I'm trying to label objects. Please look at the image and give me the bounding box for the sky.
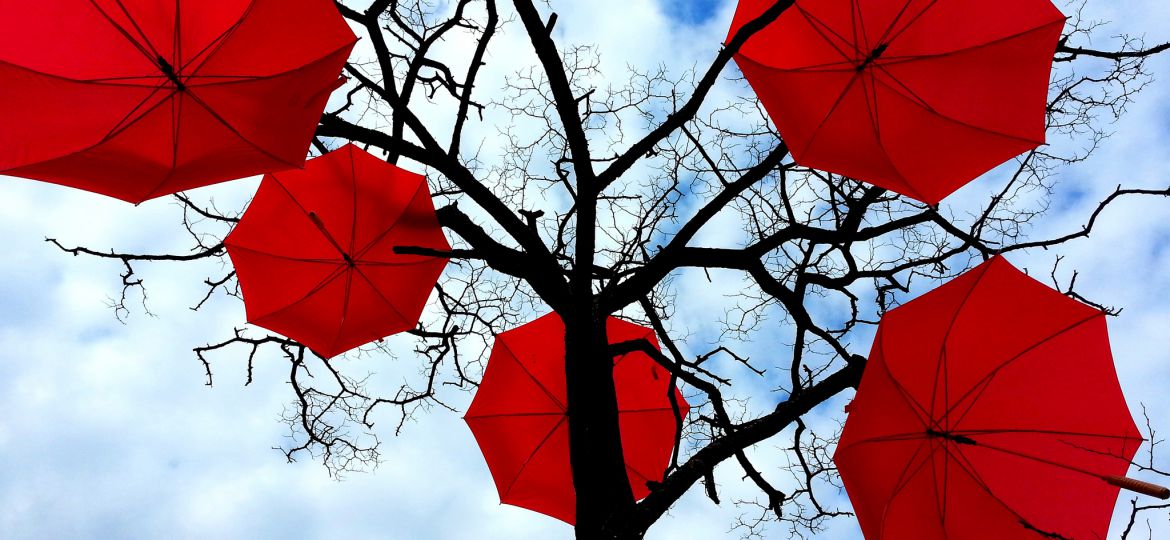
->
[3,1,1170,539]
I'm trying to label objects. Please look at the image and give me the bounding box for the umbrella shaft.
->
[974,440,1170,498]
[157,56,186,91]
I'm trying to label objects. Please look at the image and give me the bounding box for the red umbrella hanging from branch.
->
[225,145,449,358]
[465,313,689,525]
[836,256,1167,540]
[0,0,356,204]
[728,0,1065,204]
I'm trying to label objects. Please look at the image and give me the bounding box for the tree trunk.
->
[564,309,637,538]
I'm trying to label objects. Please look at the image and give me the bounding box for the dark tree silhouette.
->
[49,1,1170,538]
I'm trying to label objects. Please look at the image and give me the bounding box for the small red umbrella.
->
[0,0,356,204]
[728,0,1065,204]
[225,144,449,358]
[836,256,1167,540]
[465,313,689,525]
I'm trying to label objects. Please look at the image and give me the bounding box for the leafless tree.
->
[50,1,1170,538]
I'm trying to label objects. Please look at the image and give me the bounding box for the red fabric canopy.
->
[0,0,356,203]
[836,256,1143,539]
[465,313,689,525]
[225,145,449,358]
[729,0,1065,204]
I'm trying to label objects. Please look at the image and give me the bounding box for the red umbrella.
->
[225,144,449,358]
[465,313,689,524]
[0,0,356,204]
[728,0,1065,204]
[836,256,1166,539]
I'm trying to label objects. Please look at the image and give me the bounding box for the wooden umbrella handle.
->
[1104,475,1170,499]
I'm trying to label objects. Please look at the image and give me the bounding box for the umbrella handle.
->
[1104,475,1170,499]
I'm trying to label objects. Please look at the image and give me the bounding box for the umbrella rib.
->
[348,147,359,255]
[178,0,259,74]
[794,69,865,160]
[352,180,432,260]
[796,5,863,61]
[180,88,303,170]
[248,264,349,324]
[324,267,357,356]
[732,55,858,73]
[1,81,175,177]
[875,438,935,539]
[871,64,1046,145]
[966,438,1120,481]
[84,0,159,65]
[464,411,564,420]
[495,338,568,412]
[100,84,175,142]
[0,58,159,87]
[110,0,165,61]
[848,0,869,59]
[856,64,932,214]
[946,312,1105,429]
[174,0,182,69]
[348,264,413,325]
[837,431,933,453]
[931,260,998,429]
[930,438,949,534]
[847,0,875,55]
[263,173,348,253]
[354,259,444,268]
[875,329,934,427]
[137,87,187,202]
[876,19,1065,68]
[873,0,941,49]
[499,415,568,501]
[953,428,1144,442]
[186,41,356,88]
[943,443,1079,539]
[223,244,342,265]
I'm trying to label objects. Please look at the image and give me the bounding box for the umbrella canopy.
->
[728,0,1065,204]
[0,0,356,203]
[465,313,689,525]
[835,256,1159,539]
[225,144,449,358]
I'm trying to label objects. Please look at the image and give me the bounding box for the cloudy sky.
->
[3,0,1170,539]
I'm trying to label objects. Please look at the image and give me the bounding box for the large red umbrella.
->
[728,0,1065,204]
[465,313,689,524]
[225,144,449,358]
[0,0,356,204]
[836,256,1166,539]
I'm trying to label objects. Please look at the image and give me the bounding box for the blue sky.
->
[662,0,723,24]
[4,1,1170,539]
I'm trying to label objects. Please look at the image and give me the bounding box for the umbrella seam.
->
[947,311,1106,429]
[348,263,415,327]
[186,41,356,89]
[352,179,436,261]
[245,263,348,324]
[873,19,1066,69]
[178,0,260,75]
[499,416,569,501]
[494,336,569,412]
[223,243,344,265]
[871,62,1048,145]
[856,64,932,203]
[84,0,162,66]
[929,259,999,429]
[180,88,303,170]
